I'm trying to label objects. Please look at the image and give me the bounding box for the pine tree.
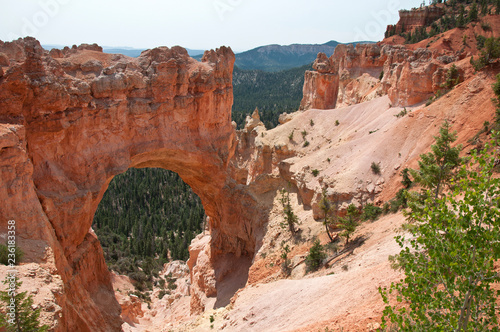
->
[318,188,337,242]
[338,204,359,244]
[0,275,49,331]
[279,189,299,235]
[468,2,478,22]
[409,121,462,200]
[457,5,466,27]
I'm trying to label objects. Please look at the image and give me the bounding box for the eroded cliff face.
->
[386,6,445,36]
[0,37,264,331]
[300,42,461,110]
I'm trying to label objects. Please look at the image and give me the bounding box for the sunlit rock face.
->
[301,43,451,110]
[0,37,264,331]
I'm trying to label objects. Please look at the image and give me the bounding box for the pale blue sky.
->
[1,0,424,52]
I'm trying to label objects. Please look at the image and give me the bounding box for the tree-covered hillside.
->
[234,41,339,71]
[92,168,204,289]
[386,0,500,44]
[232,63,311,129]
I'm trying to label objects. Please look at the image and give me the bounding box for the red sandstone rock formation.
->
[0,37,262,331]
[386,6,445,36]
[300,42,461,110]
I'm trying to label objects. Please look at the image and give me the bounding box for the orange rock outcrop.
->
[0,37,263,331]
[301,42,460,110]
[386,6,445,36]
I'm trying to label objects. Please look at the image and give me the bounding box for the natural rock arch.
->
[0,38,262,331]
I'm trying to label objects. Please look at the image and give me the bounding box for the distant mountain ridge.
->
[233,40,373,72]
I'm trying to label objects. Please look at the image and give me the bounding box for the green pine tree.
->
[279,189,299,235]
[409,121,462,200]
[318,188,337,242]
[0,275,49,331]
[468,2,478,22]
[338,204,359,244]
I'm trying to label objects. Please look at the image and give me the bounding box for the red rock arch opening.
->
[0,37,262,331]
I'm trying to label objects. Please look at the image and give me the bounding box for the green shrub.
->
[371,162,381,175]
[303,140,310,147]
[305,239,326,272]
[361,204,382,221]
[442,64,460,90]
[388,189,408,213]
[166,273,177,290]
[382,202,391,214]
[158,278,166,289]
[335,120,340,126]
[312,169,319,177]
[280,243,292,276]
[0,244,24,266]
[476,34,486,50]
[471,37,500,71]
[158,289,168,299]
[400,168,412,189]
[481,21,491,31]
[394,108,408,118]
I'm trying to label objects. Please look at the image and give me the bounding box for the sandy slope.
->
[219,213,405,332]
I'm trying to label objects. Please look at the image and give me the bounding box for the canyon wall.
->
[300,42,455,110]
[386,6,445,36]
[0,37,264,331]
